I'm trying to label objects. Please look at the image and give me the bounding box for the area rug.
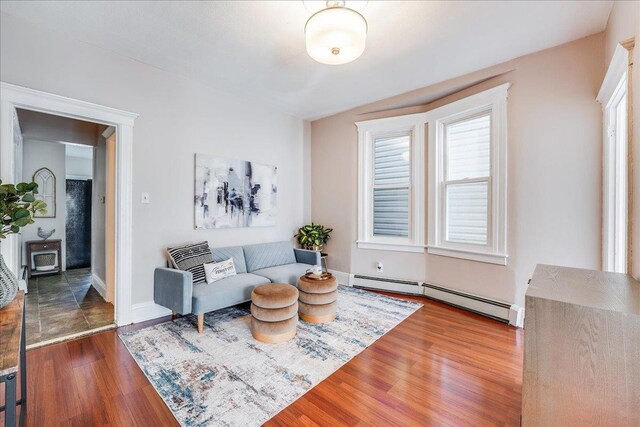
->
[119,285,422,427]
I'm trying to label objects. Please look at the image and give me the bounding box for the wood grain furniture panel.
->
[522,265,640,426]
[0,291,27,426]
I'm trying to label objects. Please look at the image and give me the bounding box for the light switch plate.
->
[141,192,151,204]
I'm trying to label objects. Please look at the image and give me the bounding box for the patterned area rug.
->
[119,286,422,426]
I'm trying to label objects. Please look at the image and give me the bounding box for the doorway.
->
[16,109,114,346]
[0,81,137,334]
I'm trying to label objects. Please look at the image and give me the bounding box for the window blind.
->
[444,114,491,245]
[446,114,490,180]
[373,135,410,237]
[374,136,410,185]
[446,182,488,244]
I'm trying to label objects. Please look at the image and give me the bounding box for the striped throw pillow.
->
[167,241,213,285]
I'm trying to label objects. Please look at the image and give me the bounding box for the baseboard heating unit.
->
[352,274,524,326]
[352,274,422,295]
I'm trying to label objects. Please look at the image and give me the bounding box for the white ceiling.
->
[16,108,103,147]
[1,1,613,120]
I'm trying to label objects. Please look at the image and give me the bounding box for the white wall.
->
[21,139,66,270]
[65,154,92,179]
[0,12,307,305]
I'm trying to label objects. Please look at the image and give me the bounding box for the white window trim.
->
[356,113,425,253]
[597,43,631,273]
[426,83,510,265]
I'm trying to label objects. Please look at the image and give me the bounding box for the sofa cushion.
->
[251,315,297,335]
[251,302,298,322]
[299,300,337,317]
[251,283,298,309]
[210,245,247,274]
[191,273,270,314]
[167,241,213,284]
[243,241,296,272]
[298,276,338,294]
[252,263,311,286]
[298,289,337,305]
[204,258,236,284]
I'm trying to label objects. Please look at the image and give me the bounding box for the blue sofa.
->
[154,241,320,333]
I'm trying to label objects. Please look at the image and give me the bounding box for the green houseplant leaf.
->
[294,223,333,249]
[0,181,47,240]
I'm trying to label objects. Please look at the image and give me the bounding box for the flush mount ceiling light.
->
[305,1,368,65]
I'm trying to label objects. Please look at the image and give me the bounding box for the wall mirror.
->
[33,167,56,218]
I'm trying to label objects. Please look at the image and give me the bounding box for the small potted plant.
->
[0,181,47,308]
[294,223,333,252]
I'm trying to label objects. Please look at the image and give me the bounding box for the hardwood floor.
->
[267,293,523,426]
[1,292,523,426]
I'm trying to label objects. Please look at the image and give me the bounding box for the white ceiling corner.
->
[0,1,614,120]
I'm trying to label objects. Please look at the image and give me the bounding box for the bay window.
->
[356,83,509,262]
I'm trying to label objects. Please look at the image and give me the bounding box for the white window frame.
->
[597,43,632,274]
[426,83,510,265]
[356,113,425,253]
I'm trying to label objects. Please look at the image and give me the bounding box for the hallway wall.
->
[22,139,67,270]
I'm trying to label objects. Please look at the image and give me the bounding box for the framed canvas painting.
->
[194,154,277,229]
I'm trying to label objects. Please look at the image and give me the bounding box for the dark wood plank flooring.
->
[1,292,523,426]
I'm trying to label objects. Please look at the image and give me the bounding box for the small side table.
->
[320,252,329,272]
[26,239,62,278]
[297,273,338,323]
[0,291,27,427]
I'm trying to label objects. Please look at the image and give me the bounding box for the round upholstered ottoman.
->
[297,273,338,323]
[251,283,299,343]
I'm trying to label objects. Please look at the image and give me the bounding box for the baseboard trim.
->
[18,279,27,293]
[131,301,172,324]
[328,270,351,286]
[92,273,108,301]
[350,272,524,327]
[509,304,525,328]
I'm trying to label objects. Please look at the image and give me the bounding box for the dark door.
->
[66,179,92,269]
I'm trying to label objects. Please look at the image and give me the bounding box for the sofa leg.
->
[172,311,177,320]
[197,314,204,334]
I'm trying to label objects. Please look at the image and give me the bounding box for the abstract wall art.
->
[194,154,277,229]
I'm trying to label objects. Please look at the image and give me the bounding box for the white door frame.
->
[597,41,634,273]
[0,82,137,325]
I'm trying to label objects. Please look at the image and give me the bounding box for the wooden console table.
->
[0,291,27,426]
[26,239,62,278]
[522,265,640,426]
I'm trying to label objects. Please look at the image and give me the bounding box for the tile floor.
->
[25,267,114,346]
